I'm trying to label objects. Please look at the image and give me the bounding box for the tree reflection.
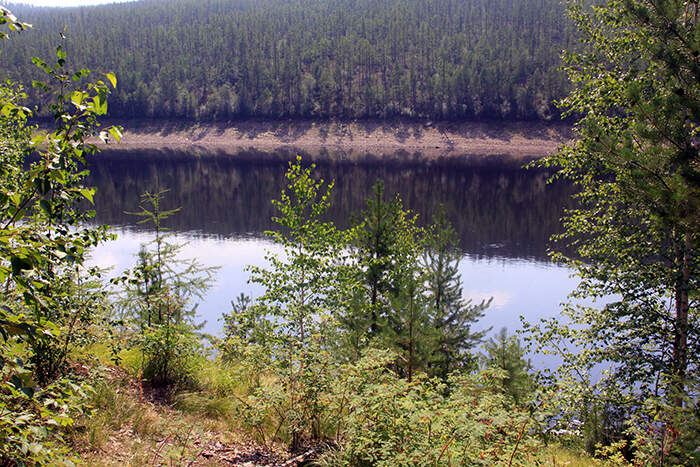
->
[87,150,576,261]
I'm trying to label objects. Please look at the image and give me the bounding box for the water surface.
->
[86,151,579,363]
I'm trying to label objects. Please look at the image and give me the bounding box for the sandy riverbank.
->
[94,119,573,164]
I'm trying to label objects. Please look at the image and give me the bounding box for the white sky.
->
[3,0,138,7]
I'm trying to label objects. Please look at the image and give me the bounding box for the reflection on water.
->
[86,150,579,358]
[87,151,576,261]
[90,229,578,365]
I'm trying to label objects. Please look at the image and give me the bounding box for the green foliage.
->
[116,187,216,387]
[350,180,421,338]
[424,206,490,378]
[219,293,270,365]
[119,187,215,327]
[348,179,453,381]
[0,35,121,383]
[482,328,534,405]
[237,157,346,450]
[223,159,499,456]
[347,187,491,380]
[578,398,628,460]
[319,349,548,467]
[0,6,29,42]
[0,363,90,466]
[0,7,122,463]
[539,0,700,396]
[528,0,700,463]
[2,0,575,121]
[219,293,275,390]
[29,267,111,384]
[248,156,345,331]
[138,323,201,388]
[625,389,700,466]
[382,259,433,382]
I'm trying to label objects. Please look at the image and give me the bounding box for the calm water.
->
[86,150,579,362]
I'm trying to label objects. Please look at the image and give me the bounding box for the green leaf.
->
[106,72,117,88]
[56,45,66,64]
[31,56,50,73]
[31,133,46,147]
[92,95,108,115]
[70,91,85,106]
[108,126,122,143]
[39,199,51,216]
[11,256,33,275]
[79,188,95,204]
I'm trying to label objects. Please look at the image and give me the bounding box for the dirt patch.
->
[73,366,288,466]
[95,119,573,163]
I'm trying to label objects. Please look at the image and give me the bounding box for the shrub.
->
[0,358,90,466]
[139,322,202,388]
[319,349,548,466]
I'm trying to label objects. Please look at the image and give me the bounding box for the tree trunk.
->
[370,286,378,335]
[408,293,414,383]
[672,230,691,407]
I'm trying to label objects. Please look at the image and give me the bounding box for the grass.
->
[63,343,252,466]
[544,445,600,466]
[67,344,603,466]
[65,343,292,465]
[73,342,145,373]
[69,370,246,466]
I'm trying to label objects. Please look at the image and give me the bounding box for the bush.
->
[0,358,90,466]
[139,323,202,388]
[319,349,548,466]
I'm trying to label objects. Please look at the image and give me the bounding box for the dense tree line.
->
[2,0,575,121]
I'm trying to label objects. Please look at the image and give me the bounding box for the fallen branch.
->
[281,446,322,467]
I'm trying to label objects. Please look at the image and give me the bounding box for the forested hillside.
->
[2,0,575,121]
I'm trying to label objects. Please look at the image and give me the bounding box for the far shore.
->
[91,119,573,164]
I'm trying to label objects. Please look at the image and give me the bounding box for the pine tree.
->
[482,328,533,405]
[384,261,431,382]
[424,207,490,378]
[118,186,217,386]
[352,180,411,336]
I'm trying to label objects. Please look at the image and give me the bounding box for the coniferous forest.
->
[3,0,575,121]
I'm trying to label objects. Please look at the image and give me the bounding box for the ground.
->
[93,119,572,163]
[71,363,598,466]
[72,365,289,466]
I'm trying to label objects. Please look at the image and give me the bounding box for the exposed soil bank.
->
[95,119,573,165]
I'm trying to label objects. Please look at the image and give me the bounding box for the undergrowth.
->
[59,343,603,466]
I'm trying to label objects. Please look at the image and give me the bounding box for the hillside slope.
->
[3,0,574,121]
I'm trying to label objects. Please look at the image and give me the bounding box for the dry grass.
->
[543,445,601,466]
[68,346,601,466]
[68,366,282,466]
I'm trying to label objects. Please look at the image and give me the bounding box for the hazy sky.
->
[4,0,138,7]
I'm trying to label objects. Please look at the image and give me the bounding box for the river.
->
[86,150,579,362]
